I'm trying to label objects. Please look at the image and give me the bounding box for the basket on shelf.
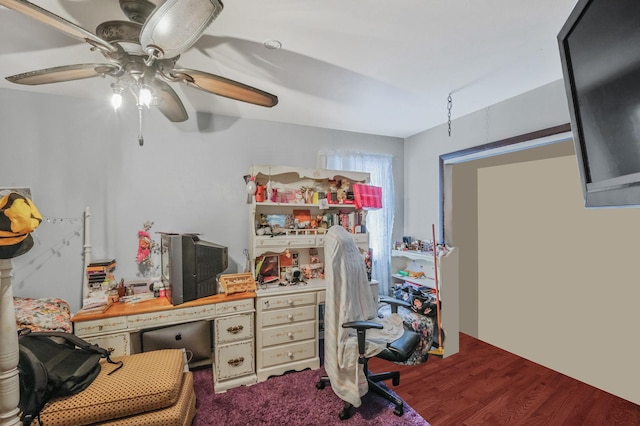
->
[219,273,257,295]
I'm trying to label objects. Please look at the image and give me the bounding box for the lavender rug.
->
[191,367,430,426]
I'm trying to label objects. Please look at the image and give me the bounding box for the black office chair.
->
[317,296,422,419]
[316,226,431,420]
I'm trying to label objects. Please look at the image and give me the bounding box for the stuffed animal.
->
[136,230,151,264]
[336,180,349,202]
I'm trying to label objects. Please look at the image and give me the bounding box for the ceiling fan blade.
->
[154,79,188,122]
[174,68,278,108]
[140,0,223,59]
[0,0,117,53]
[6,64,119,85]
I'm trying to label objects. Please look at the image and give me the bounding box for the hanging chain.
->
[447,93,453,137]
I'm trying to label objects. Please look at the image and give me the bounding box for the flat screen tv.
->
[160,233,228,305]
[558,0,640,207]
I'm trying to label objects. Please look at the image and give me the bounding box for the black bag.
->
[17,330,123,425]
[409,286,441,317]
[392,283,441,317]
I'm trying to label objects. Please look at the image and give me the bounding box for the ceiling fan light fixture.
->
[1,0,275,139]
[140,0,224,59]
[111,92,123,110]
[111,83,124,110]
[139,86,154,108]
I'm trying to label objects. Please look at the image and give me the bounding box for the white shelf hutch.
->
[248,165,371,382]
[391,249,439,290]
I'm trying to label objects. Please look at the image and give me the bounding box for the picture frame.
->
[255,254,280,283]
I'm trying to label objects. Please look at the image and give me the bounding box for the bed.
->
[14,297,73,333]
[12,206,90,335]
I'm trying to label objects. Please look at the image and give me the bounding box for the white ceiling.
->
[0,0,579,138]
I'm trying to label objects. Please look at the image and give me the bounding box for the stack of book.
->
[87,259,116,290]
[79,291,113,313]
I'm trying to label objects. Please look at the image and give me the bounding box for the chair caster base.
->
[316,376,329,390]
[339,403,354,420]
[317,374,405,419]
[394,405,404,416]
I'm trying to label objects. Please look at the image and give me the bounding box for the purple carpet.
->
[191,367,430,426]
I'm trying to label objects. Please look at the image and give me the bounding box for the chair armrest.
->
[342,320,384,330]
[341,320,383,362]
[379,295,411,313]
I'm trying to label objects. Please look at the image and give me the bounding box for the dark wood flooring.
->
[368,333,640,426]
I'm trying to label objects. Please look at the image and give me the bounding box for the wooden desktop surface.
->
[72,292,256,322]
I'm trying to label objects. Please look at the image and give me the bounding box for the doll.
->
[336,180,349,202]
[136,230,152,264]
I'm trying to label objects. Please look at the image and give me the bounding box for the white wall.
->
[448,140,575,339]
[0,88,404,312]
[478,152,640,405]
[403,79,571,357]
[405,78,640,405]
[404,79,571,235]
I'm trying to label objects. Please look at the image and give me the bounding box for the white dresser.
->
[255,280,325,382]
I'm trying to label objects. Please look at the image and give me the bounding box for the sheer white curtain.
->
[319,150,395,296]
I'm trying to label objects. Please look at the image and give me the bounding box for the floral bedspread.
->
[13,297,72,333]
[378,304,435,366]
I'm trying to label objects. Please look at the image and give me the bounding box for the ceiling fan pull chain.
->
[138,106,144,146]
[447,93,453,137]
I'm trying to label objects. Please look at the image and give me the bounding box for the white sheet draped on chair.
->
[323,226,403,408]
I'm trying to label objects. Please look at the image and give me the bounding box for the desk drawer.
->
[216,298,254,315]
[261,305,316,327]
[215,340,255,380]
[74,317,127,336]
[260,340,316,368]
[259,292,316,311]
[260,321,315,347]
[83,333,130,357]
[255,236,316,248]
[128,310,177,329]
[175,304,217,322]
[216,313,254,344]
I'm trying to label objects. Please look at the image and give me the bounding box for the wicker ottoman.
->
[34,349,195,426]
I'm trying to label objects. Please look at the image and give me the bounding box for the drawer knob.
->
[98,325,103,331]
[227,325,244,334]
[287,352,294,359]
[287,299,293,305]
[287,332,294,339]
[287,314,294,320]
[228,357,245,367]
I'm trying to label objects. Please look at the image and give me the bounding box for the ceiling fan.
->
[0,0,279,145]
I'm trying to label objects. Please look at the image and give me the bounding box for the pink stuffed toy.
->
[136,230,151,264]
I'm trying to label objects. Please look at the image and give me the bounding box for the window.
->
[320,150,395,296]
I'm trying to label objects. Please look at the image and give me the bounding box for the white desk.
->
[72,292,256,393]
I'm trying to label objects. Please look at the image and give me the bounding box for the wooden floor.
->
[368,333,640,426]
